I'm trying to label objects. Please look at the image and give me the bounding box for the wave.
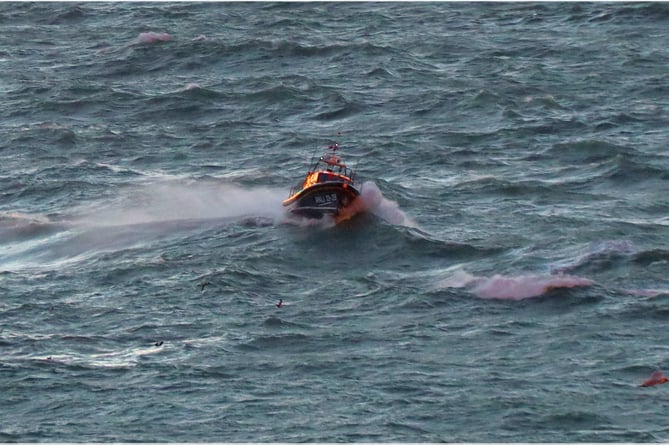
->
[333,181,416,228]
[238,333,314,352]
[101,33,394,76]
[541,139,639,164]
[437,269,594,300]
[548,241,669,290]
[25,342,168,370]
[623,288,669,298]
[401,228,505,261]
[550,240,637,274]
[9,122,77,146]
[135,32,171,45]
[145,84,231,103]
[473,274,594,300]
[533,141,669,188]
[312,101,366,121]
[580,3,669,25]
[358,181,417,228]
[606,156,669,184]
[437,239,669,301]
[226,38,395,59]
[633,248,669,266]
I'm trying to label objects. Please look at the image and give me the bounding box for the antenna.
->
[351,141,364,187]
[307,144,319,170]
[330,131,342,151]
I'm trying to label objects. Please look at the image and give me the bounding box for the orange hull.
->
[283,182,360,220]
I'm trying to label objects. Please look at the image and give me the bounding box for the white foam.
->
[136,31,171,44]
[473,274,594,300]
[78,181,286,228]
[438,270,594,300]
[349,181,417,227]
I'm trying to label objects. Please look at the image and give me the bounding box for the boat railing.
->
[287,147,357,197]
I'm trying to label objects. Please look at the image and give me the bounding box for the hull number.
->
[314,193,338,205]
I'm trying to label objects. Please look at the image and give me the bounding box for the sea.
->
[2,1,669,442]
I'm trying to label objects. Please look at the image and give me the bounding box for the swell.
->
[92,34,397,80]
[535,140,669,185]
[432,239,669,301]
[399,227,505,262]
[435,139,668,206]
[633,248,669,266]
[536,139,640,164]
[436,268,594,301]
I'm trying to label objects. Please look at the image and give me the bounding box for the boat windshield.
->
[319,172,344,182]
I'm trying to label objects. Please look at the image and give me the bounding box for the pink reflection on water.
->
[641,370,668,387]
[137,32,171,44]
[473,274,594,300]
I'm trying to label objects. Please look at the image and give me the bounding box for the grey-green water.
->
[2,2,669,441]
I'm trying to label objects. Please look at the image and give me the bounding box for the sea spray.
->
[349,181,417,228]
[77,181,287,228]
[2,181,288,271]
[437,268,479,289]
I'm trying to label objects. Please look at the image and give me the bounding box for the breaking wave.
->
[342,181,417,228]
[136,31,171,45]
[437,269,594,300]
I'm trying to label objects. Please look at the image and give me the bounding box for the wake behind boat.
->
[283,143,361,222]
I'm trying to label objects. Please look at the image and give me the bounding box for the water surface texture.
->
[2,2,669,442]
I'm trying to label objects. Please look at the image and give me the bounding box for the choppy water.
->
[2,2,669,442]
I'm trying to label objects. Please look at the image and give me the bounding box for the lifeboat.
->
[283,143,361,221]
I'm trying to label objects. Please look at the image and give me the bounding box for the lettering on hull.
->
[313,193,338,205]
